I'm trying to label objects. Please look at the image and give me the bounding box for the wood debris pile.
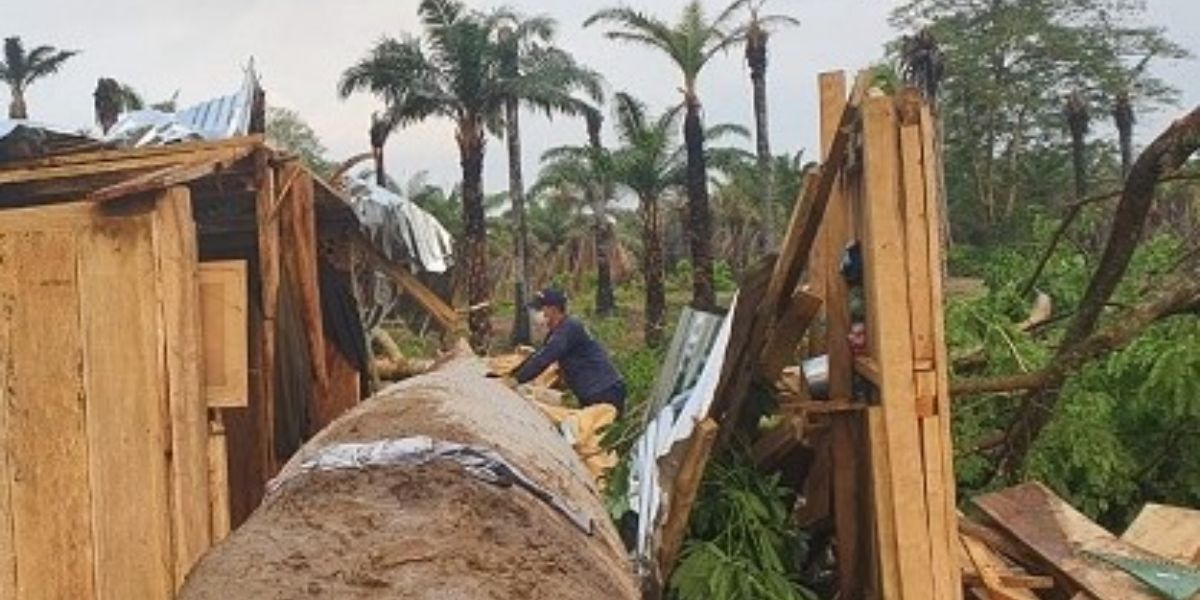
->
[958,482,1200,600]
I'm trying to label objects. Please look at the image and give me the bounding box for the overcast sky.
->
[6,0,1198,192]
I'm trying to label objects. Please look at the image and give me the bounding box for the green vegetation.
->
[0,36,78,119]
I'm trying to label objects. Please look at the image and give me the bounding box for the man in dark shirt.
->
[514,289,627,414]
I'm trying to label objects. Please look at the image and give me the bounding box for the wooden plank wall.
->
[0,192,215,599]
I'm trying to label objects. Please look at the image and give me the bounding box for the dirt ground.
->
[179,358,637,599]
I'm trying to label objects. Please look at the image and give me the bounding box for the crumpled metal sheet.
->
[269,435,593,535]
[344,169,454,275]
[627,301,734,574]
[104,63,258,147]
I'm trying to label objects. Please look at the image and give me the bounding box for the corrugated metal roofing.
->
[104,63,258,147]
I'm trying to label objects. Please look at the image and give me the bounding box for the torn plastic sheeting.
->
[268,436,593,535]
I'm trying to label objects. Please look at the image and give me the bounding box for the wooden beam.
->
[658,418,719,580]
[354,231,459,331]
[254,151,279,475]
[87,146,255,204]
[760,288,823,381]
[961,535,1040,600]
[0,135,262,174]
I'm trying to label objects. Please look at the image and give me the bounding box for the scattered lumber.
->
[1120,503,1200,565]
[974,482,1164,599]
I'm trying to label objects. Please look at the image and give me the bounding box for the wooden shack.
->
[0,135,415,598]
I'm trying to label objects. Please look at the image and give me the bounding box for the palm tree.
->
[339,0,597,350]
[534,127,617,317]
[730,0,797,253]
[1112,91,1134,179]
[369,112,393,187]
[609,93,684,345]
[586,1,748,311]
[93,78,145,134]
[493,10,604,343]
[1064,91,1090,202]
[1,36,79,119]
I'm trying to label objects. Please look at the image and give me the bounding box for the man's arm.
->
[514,324,574,384]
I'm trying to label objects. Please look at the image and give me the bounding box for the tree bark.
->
[1114,93,1135,180]
[8,86,28,120]
[458,119,492,352]
[996,105,1200,477]
[506,98,532,345]
[587,114,616,317]
[748,31,775,256]
[641,193,666,347]
[683,92,716,311]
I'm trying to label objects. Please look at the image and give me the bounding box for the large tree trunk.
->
[997,106,1200,477]
[747,31,775,255]
[587,115,616,317]
[179,357,639,599]
[641,194,666,347]
[458,120,492,351]
[506,99,532,345]
[683,92,716,311]
[1066,92,1090,201]
[8,86,28,120]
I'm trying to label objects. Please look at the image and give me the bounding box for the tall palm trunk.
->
[641,193,665,347]
[587,114,616,317]
[1113,92,1134,179]
[369,115,390,188]
[506,98,533,345]
[747,27,775,254]
[457,120,491,351]
[1066,92,1090,201]
[683,92,716,311]
[8,86,28,119]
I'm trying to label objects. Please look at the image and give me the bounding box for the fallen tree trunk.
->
[180,357,637,600]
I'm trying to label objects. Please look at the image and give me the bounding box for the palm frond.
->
[706,122,751,141]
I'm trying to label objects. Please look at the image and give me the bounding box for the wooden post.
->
[860,94,936,599]
[817,71,874,600]
[254,150,279,473]
[207,412,232,543]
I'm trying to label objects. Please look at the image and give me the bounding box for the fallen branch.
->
[952,258,1200,398]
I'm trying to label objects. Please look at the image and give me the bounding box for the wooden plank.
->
[867,406,900,599]
[1121,504,1200,565]
[0,145,242,185]
[255,151,279,474]
[88,145,255,204]
[0,234,16,598]
[80,211,175,598]
[9,229,96,599]
[760,288,823,381]
[658,418,719,577]
[961,535,1040,600]
[899,92,936,365]
[278,164,332,434]
[0,135,262,174]
[855,355,882,386]
[860,94,936,599]
[155,187,213,586]
[355,231,459,331]
[199,261,250,408]
[208,412,232,543]
[921,103,963,599]
[793,430,833,527]
[974,482,1161,600]
[780,398,865,414]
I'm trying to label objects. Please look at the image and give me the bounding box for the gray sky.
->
[6,0,1198,192]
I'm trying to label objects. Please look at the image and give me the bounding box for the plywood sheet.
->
[199,261,249,408]
[156,188,212,585]
[975,482,1161,600]
[1121,503,1200,565]
[9,229,96,599]
[79,213,175,599]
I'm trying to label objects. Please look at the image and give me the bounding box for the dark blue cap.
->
[528,288,568,310]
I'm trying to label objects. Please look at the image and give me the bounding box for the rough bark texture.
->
[1066,92,1090,202]
[507,98,532,345]
[178,357,638,600]
[587,114,616,317]
[683,94,716,311]
[997,106,1200,476]
[641,193,666,347]
[747,29,775,255]
[1114,92,1135,179]
[8,86,27,119]
[459,121,492,351]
